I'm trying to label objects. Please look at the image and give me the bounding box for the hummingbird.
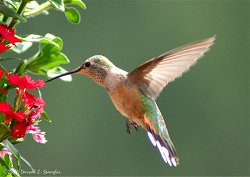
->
[46,36,215,166]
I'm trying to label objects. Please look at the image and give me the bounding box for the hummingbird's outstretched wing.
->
[128,36,215,99]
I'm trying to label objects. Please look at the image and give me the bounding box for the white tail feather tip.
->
[147,132,156,146]
[171,157,177,167]
[156,141,172,166]
[146,132,175,166]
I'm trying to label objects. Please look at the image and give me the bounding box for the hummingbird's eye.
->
[84,62,91,68]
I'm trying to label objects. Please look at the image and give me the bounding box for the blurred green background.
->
[5,0,249,176]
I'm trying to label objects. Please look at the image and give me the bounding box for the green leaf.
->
[25,0,40,10]
[0,158,6,167]
[27,52,69,73]
[47,66,72,81]
[25,34,70,76]
[7,138,24,145]
[14,59,27,75]
[2,140,21,173]
[0,165,11,177]
[49,0,65,11]
[4,0,18,11]
[25,1,48,15]
[10,42,32,54]
[0,123,11,142]
[0,94,8,102]
[18,34,59,47]
[0,144,4,151]
[65,7,80,24]
[3,154,12,168]
[6,173,12,177]
[0,143,34,171]
[39,34,63,53]
[0,1,25,21]
[0,154,20,176]
[0,114,4,123]
[23,1,49,17]
[42,111,52,122]
[65,0,86,9]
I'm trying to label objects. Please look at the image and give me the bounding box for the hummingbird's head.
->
[46,55,115,86]
[78,55,115,86]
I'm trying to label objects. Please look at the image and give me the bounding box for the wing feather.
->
[128,36,215,99]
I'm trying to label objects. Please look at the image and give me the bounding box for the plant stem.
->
[2,15,9,23]
[17,1,27,15]
[14,59,27,75]
[23,1,52,17]
[9,0,28,28]
[0,57,23,62]
[0,134,11,143]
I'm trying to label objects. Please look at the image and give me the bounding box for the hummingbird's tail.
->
[144,114,179,166]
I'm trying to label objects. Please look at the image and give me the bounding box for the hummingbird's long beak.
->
[45,66,82,83]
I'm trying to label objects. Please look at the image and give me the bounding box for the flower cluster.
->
[0,0,85,174]
[0,24,22,52]
[0,68,47,143]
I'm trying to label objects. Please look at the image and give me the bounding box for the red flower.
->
[22,91,45,119]
[11,114,34,138]
[0,24,21,46]
[23,92,45,109]
[0,67,3,79]
[11,123,27,138]
[0,68,7,94]
[22,91,36,107]
[0,88,7,94]
[0,102,12,113]
[7,73,45,90]
[0,102,25,123]
[12,112,26,122]
[0,43,11,52]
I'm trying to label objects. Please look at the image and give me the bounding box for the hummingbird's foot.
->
[126,119,138,134]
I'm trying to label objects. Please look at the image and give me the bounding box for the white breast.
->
[104,67,128,91]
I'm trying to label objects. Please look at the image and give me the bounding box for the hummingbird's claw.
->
[126,126,131,134]
[126,119,138,134]
[126,119,131,134]
[132,122,138,131]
